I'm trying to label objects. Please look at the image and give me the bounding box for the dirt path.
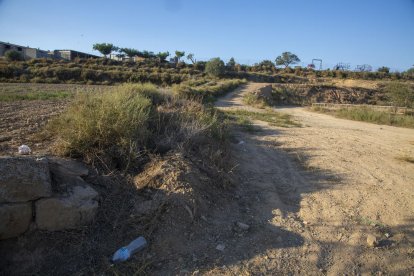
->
[212,83,414,275]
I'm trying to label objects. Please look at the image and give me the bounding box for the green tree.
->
[405,67,414,78]
[5,50,23,61]
[226,57,236,69]
[157,51,170,63]
[205,57,225,77]
[186,53,196,64]
[385,82,414,108]
[275,52,300,68]
[92,43,119,58]
[141,50,155,59]
[120,48,141,58]
[259,60,275,67]
[378,66,390,74]
[175,50,185,63]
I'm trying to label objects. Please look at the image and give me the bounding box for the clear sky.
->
[0,0,413,71]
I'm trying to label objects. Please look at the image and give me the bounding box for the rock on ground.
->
[367,234,379,247]
[0,202,32,239]
[36,180,98,231]
[0,157,52,203]
[252,84,273,102]
[48,157,89,177]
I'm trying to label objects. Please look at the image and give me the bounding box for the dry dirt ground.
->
[212,83,414,275]
[0,99,68,155]
[1,83,413,275]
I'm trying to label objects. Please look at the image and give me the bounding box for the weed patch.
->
[243,92,269,108]
[173,79,246,102]
[223,109,300,128]
[0,90,72,101]
[47,83,228,171]
[312,106,414,128]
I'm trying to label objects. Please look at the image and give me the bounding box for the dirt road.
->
[213,83,414,275]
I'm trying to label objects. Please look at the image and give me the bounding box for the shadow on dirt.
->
[142,124,347,274]
[2,122,411,275]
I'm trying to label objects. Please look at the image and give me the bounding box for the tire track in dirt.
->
[214,83,414,275]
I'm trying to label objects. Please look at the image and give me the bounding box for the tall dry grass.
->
[47,83,227,171]
[312,106,414,128]
[173,78,246,102]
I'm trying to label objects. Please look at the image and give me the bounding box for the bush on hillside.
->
[173,79,246,102]
[5,50,23,61]
[205,58,225,78]
[385,82,414,108]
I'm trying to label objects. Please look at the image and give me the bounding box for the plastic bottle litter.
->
[111,236,147,263]
[18,145,31,155]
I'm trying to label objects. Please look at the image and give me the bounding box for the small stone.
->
[384,233,390,238]
[367,234,378,247]
[18,145,31,155]
[236,222,250,230]
[216,244,225,251]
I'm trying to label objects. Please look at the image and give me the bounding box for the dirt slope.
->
[213,83,414,275]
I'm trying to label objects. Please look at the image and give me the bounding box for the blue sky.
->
[0,0,413,71]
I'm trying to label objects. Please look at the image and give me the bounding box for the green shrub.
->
[378,66,390,74]
[205,58,225,77]
[5,50,23,61]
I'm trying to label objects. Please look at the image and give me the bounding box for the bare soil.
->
[212,83,414,274]
[1,83,413,275]
[0,99,69,155]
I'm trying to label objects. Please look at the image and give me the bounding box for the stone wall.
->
[0,156,99,240]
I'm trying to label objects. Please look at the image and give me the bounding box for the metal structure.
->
[307,59,323,70]
[333,62,350,71]
[355,64,373,72]
[312,59,322,70]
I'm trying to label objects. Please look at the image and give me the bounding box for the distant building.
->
[109,54,146,62]
[109,53,124,61]
[53,50,98,61]
[0,41,52,59]
[0,41,99,61]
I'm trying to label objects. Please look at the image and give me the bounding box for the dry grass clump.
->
[47,83,227,171]
[312,106,414,128]
[173,78,246,102]
[242,92,269,108]
[223,109,300,128]
[48,84,155,169]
